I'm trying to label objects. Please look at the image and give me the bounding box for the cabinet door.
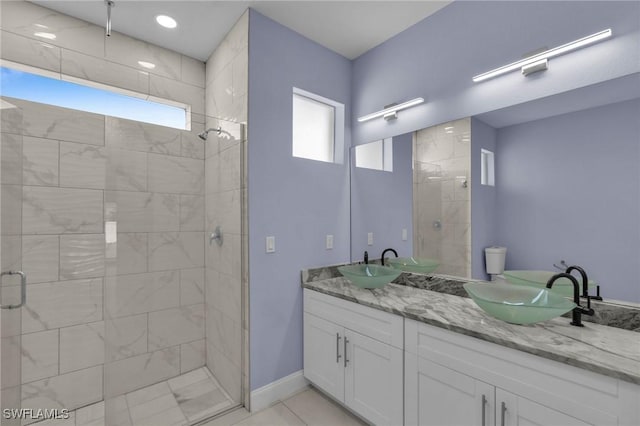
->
[496,388,594,426]
[407,356,494,426]
[344,329,403,426]
[303,313,345,401]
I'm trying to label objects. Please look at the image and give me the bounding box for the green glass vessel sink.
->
[386,257,439,274]
[503,270,596,297]
[463,282,576,325]
[338,264,402,289]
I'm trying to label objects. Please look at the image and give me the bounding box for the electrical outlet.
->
[367,232,373,246]
[326,234,334,250]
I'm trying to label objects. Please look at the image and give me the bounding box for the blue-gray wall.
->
[350,133,413,261]
[494,99,640,302]
[352,1,640,144]
[470,118,497,280]
[247,10,352,391]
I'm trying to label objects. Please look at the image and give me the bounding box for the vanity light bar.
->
[472,29,612,83]
[357,97,425,122]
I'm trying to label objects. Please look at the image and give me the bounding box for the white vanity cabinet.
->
[303,289,404,425]
[405,319,638,426]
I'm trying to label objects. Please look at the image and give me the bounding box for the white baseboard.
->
[249,370,309,412]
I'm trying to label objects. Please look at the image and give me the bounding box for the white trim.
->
[249,370,309,412]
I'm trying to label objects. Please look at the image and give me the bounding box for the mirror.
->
[350,73,640,303]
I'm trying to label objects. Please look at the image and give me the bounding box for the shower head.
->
[198,127,222,141]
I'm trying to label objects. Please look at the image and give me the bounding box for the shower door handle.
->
[0,271,26,309]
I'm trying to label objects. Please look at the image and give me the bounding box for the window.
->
[355,139,393,172]
[292,88,344,163]
[0,65,188,129]
[481,149,495,186]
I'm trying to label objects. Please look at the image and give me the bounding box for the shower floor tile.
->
[60,367,235,426]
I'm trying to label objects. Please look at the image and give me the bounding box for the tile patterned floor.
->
[200,387,366,426]
[37,367,235,426]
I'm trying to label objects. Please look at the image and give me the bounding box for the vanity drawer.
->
[304,289,403,349]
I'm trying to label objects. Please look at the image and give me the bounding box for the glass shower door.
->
[1,99,24,426]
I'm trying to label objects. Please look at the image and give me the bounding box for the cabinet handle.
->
[344,337,349,367]
[481,394,487,426]
[500,401,506,426]
[336,333,342,363]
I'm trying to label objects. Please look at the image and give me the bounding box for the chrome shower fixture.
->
[105,0,115,37]
[198,127,222,141]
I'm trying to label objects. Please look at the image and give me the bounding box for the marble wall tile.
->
[180,340,206,374]
[148,232,204,272]
[11,99,105,146]
[1,133,23,185]
[232,48,248,100]
[0,30,61,72]
[205,343,241,403]
[179,195,204,231]
[219,144,241,192]
[105,32,181,81]
[21,366,103,412]
[22,136,59,186]
[148,304,205,351]
[205,153,220,191]
[149,74,205,115]
[104,271,179,318]
[58,142,106,190]
[1,235,21,278]
[21,329,59,384]
[22,186,103,234]
[74,400,105,426]
[180,268,205,306]
[22,235,59,284]
[105,148,148,191]
[1,335,21,390]
[104,346,180,398]
[105,191,179,233]
[205,306,241,369]
[59,234,105,280]
[206,271,241,322]
[59,321,105,374]
[2,185,22,236]
[207,64,233,122]
[148,153,204,195]
[22,278,103,334]
[115,233,148,275]
[206,189,241,234]
[181,56,205,88]
[181,123,206,160]
[104,314,148,362]
[0,1,104,57]
[61,49,150,95]
[105,116,181,156]
[1,99,24,135]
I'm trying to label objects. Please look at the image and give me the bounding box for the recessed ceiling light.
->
[156,15,177,29]
[34,32,56,40]
[137,61,156,69]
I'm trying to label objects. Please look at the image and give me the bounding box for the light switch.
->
[367,232,373,246]
[266,236,275,253]
[326,234,334,250]
[402,228,408,241]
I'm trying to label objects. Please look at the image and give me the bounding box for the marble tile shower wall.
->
[413,118,471,277]
[204,11,248,407]
[0,97,207,417]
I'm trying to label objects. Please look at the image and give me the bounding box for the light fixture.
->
[472,29,612,83]
[357,97,424,122]
[137,61,156,69]
[156,15,177,29]
[34,32,56,40]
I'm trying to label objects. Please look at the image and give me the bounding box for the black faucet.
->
[381,248,398,266]
[363,251,369,264]
[546,273,595,327]
[566,265,602,301]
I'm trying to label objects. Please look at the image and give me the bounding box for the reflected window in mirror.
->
[292,87,345,164]
[355,138,393,172]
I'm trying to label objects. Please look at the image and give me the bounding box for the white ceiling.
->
[30,1,451,61]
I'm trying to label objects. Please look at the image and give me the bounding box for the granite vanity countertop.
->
[303,277,640,385]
